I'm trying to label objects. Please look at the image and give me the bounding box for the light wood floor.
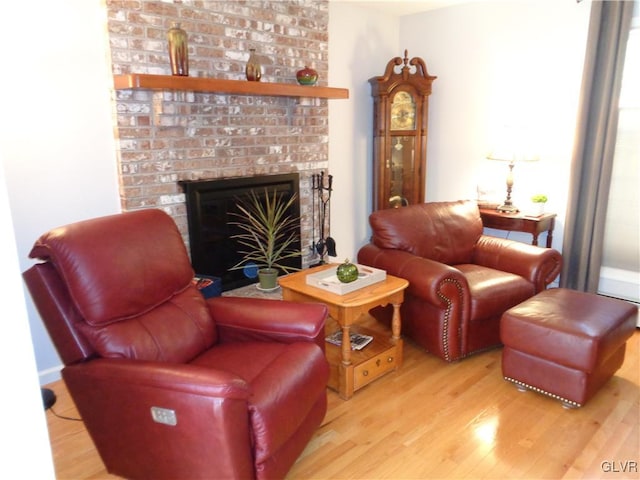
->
[45,329,639,480]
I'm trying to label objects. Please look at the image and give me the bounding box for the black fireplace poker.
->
[311,172,336,265]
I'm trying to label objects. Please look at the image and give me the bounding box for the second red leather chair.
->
[358,200,562,362]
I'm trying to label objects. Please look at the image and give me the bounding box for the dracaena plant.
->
[229,188,301,273]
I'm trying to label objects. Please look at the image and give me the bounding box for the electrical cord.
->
[42,387,82,421]
[47,407,83,422]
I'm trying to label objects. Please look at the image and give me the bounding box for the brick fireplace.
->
[105,0,332,267]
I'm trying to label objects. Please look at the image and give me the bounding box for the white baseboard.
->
[39,365,63,386]
[598,266,640,326]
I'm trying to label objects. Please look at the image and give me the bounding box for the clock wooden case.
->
[369,50,436,211]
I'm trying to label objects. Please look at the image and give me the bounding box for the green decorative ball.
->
[336,259,359,283]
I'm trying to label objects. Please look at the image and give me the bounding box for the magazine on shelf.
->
[325,330,373,351]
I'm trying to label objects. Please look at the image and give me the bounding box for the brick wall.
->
[105,0,330,266]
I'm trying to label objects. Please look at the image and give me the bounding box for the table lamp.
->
[486,149,539,213]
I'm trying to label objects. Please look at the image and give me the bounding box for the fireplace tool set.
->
[311,172,336,265]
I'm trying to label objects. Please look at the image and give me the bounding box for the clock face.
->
[390,91,416,130]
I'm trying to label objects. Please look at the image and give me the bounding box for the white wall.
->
[399,0,592,249]
[329,2,400,261]
[329,1,591,256]
[0,160,56,478]
[2,0,121,384]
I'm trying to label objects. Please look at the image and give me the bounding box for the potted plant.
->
[230,188,301,290]
[531,194,548,216]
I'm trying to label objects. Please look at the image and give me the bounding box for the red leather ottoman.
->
[500,288,637,408]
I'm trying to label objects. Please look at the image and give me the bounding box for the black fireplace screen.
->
[180,173,301,292]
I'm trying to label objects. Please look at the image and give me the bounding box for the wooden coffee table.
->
[278,264,409,399]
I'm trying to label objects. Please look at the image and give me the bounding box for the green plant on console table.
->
[531,194,548,203]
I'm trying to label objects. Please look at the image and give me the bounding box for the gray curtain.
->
[560,0,634,292]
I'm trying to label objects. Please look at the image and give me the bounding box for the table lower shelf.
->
[324,318,402,399]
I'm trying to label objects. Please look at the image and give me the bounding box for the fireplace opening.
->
[180,173,302,292]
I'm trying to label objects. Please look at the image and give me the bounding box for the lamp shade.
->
[486,150,539,162]
[486,125,540,163]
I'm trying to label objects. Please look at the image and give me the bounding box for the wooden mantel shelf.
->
[113,73,349,99]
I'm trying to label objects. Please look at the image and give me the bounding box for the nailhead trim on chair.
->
[504,376,582,408]
[437,278,464,362]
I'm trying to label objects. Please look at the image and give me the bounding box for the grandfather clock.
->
[369,50,436,210]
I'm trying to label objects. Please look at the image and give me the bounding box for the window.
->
[599,1,640,304]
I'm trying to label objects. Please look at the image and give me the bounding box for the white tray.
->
[306,264,386,295]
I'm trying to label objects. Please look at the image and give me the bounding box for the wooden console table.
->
[278,265,408,400]
[479,208,556,248]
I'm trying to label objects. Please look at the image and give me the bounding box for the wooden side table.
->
[278,264,409,400]
[479,208,556,248]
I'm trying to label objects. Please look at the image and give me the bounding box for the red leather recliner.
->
[357,200,562,362]
[23,209,329,480]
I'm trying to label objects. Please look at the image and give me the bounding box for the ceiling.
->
[331,0,480,17]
